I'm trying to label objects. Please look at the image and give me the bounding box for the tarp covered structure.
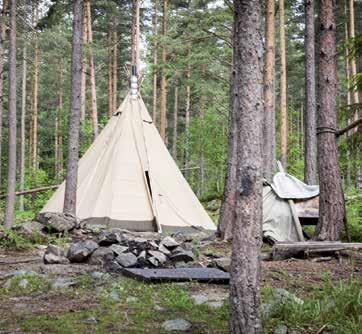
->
[42,94,216,233]
[263,172,319,242]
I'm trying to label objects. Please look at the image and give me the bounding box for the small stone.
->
[160,236,179,249]
[161,319,192,332]
[148,257,159,267]
[18,279,29,289]
[148,250,167,264]
[126,296,137,303]
[84,316,97,324]
[98,231,123,246]
[191,294,208,305]
[116,252,138,268]
[174,261,187,268]
[88,247,114,265]
[214,257,231,272]
[44,245,69,264]
[274,324,288,334]
[109,244,129,256]
[149,241,159,249]
[90,271,104,280]
[51,277,77,289]
[109,290,120,301]
[154,304,166,312]
[158,244,171,255]
[273,288,304,305]
[67,240,99,263]
[170,250,195,263]
[36,212,79,232]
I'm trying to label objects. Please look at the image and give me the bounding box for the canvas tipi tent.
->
[42,93,216,233]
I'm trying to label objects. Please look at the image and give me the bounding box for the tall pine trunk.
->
[159,0,168,141]
[85,0,98,140]
[229,1,263,332]
[348,0,359,106]
[107,24,113,117]
[262,0,275,182]
[183,53,191,178]
[112,28,118,111]
[0,0,8,188]
[152,0,158,125]
[63,0,84,215]
[19,45,27,211]
[304,0,317,185]
[55,61,64,181]
[80,3,88,122]
[198,64,206,197]
[172,79,178,160]
[279,0,288,169]
[5,0,17,228]
[314,0,345,241]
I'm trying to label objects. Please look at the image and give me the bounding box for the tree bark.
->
[55,61,64,181]
[112,28,118,111]
[314,0,345,241]
[279,0,288,169]
[0,0,8,187]
[159,0,168,141]
[172,78,179,160]
[183,52,191,178]
[262,0,275,182]
[4,0,17,228]
[304,0,317,185]
[80,1,88,122]
[107,24,113,117]
[152,0,158,126]
[348,0,359,106]
[199,64,206,197]
[19,45,27,211]
[229,1,263,332]
[63,0,84,215]
[85,0,98,140]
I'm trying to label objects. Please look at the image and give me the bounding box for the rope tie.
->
[316,126,337,135]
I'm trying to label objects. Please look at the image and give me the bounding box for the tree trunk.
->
[112,28,118,111]
[159,0,168,141]
[4,0,17,228]
[183,53,191,178]
[348,0,359,106]
[63,0,84,215]
[55,61,64,181]
[152,0,158,125]
[85,0,98,140]
[304,0,317,185]
[172,79,178,160]
[279,0,288,169]
[229,1,263,332]
[107,24,113,117]
[0,0,8,187]
[314,0,345,241]
[199,64,206,197]
[262,0,275,182]
[19,45,27,211]
[80,1,88,122]
[31,0,39,179]
[218,39,237,240]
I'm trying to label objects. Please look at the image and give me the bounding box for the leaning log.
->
[272,241,362,260]
[0,185,59,199]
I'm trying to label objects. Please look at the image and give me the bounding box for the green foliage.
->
[0,227,43,250]
[1,273,48,297]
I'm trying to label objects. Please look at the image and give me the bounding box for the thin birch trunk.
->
[19,45,27,211]
[279,0,288,169]
[5,0,17,228]
[63,0,84,215]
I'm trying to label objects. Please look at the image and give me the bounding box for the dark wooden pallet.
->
[122,267,230,284]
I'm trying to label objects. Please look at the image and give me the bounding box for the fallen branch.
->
[0,185,59,199]
[336,117,362,137]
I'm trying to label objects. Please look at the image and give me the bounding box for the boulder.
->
[43,245,69,264]
[12,221,44,237]
[160,236,179,249]
[115,252,138,268]
[148,257,159,267]
[67,240,99,262]
[98,231,123,246]
[148,250,167,264]
[88,247,114,265]
[161,319,192,332]
[36,212,80,233]
[158,244,171,255]
[170,250,195,263]
[109,244,129,256]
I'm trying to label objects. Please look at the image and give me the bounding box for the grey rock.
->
[18,279,29,289]
[148,241,159,249]
[170,250,195,263]
[36,212,79,232]
[148,257,159,267]
[174,261,187,268]
[158,244,171,255]
[160,236,179,249]
[44,245,69,264]
[126,296,137,303]
[12,221,44,236]
[67,240,99,263]
[84,224,106,234]
[274,324,288,334]
[88,247,114,265]
[154,304,166,312]
[148,250,167,264]
[190,294,208,305]
[116,252,138,268]
[214,257,231,272]
[98,231,123,246]
[91,271,105,280]
[161,319,192,332]
[109,290,120,301]
[273,288,304,305]
[3,279,12,289]
[51,277,77,289]
[190,292,227,309]
[109,244,129,256]
[84,316,97,324]
[104,260,123,272]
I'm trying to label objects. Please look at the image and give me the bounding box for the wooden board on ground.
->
[122,267,230,284]
[273,241,362,260]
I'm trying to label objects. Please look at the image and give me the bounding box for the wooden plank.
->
[122,268,230,284]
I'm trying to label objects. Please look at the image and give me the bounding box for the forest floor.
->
[0,240,361,334]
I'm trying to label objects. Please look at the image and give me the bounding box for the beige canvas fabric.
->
[42,94,216,232]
